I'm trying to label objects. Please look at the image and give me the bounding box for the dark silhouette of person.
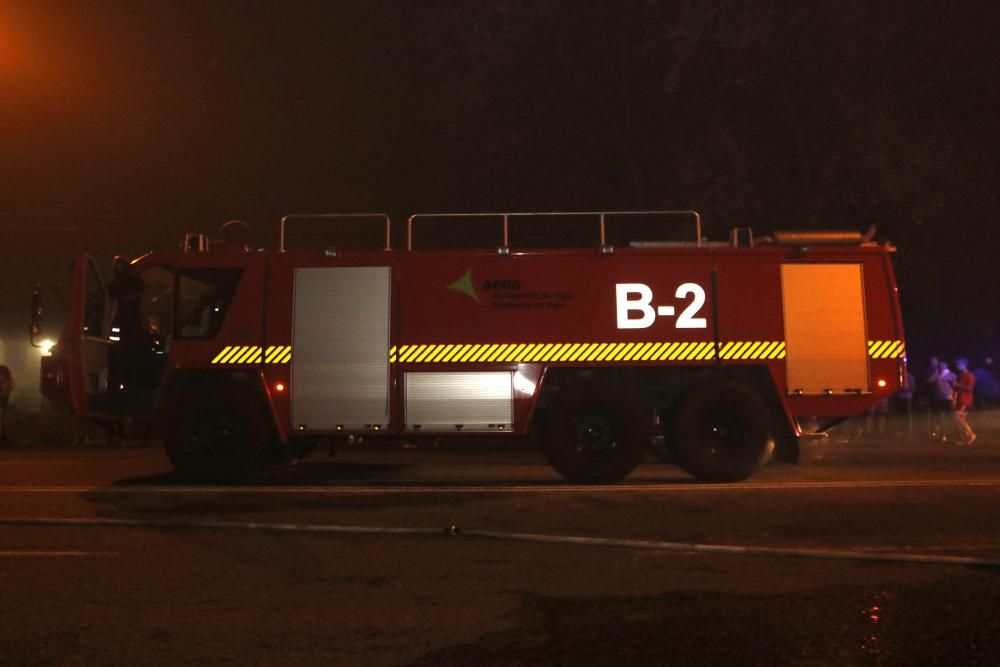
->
[106,256,144,411]
[0,365,13,443]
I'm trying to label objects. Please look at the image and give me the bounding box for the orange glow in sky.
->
[0,6,34,80]
[0,3,109,112]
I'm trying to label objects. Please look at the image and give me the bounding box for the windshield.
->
[174,268,242,339]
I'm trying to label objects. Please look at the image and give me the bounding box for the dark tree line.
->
[2,0,997,354]
[390,0,999,354]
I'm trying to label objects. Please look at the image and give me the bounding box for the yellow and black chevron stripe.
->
[211,345,293,365]
[868,340,906,359]
[717,341,786,361]
[210,340,905,365]
[389,341,783,364]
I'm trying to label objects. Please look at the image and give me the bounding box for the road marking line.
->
[463,529,1000,569]
[2,478,1000,495]
[0,550,117,557]
[1,516,997,569]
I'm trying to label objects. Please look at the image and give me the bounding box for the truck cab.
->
[38,250,244,429]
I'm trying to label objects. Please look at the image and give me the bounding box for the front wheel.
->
[543,381,650,483]
[671,381,773,482]
[165,388,270,482]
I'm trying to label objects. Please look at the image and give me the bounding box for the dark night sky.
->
[2,0,999,361]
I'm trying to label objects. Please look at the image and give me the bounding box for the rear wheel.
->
[165,387,269,482]
[543,381,650,483]
[671,381,773,482]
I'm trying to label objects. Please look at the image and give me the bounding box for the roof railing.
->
[405,210,702,251]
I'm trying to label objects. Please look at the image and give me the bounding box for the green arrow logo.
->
[447,269,480,303]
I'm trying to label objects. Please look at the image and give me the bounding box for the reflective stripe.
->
[868,340,906,359]
[429,345,452,363]
[210,345,290,365]
[729,342,747,360]
[504,343,527,362]
[588,343,609,361]
[467,344,491,362]
[415,345,439,363]
[640,342,662,361]
[668,342,689,360]
[209,339,902,365]
[632,342,652,361]
[610,343,632,361]
[695,342,715,361]
[402,345,424,362]
[476,344,495,362]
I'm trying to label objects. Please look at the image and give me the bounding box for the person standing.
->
[953,358,977,445]
[107,255,143,413]
[0,365,13,444]
[893,370,917,438]
[925,357,954,441]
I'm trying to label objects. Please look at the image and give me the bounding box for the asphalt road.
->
[2,435,1000,665]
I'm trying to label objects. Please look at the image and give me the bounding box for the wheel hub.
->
[704,410,746,453]
[574,411,618,453]
[194,414,242,457]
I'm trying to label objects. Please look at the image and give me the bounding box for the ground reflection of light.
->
[859,592,890,661]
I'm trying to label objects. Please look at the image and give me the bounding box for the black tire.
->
[671,381,773,482]
[543,381,650,483]
[165,387,270,482]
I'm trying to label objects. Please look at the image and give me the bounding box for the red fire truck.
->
[34,211,906,483]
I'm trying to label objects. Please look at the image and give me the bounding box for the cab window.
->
[138,267,176,340]
[175,269,242,339]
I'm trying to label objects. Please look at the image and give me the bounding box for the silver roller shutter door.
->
[291,266,390,430]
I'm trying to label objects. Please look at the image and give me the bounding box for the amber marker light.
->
[877,379,887,388]
[274,382,286,392]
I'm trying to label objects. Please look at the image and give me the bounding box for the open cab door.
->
[55,253,113,416]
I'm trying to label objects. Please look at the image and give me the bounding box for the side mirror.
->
[30,287,43,346]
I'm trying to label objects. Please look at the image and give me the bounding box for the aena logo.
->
[447,271,521,303]
[616,283,708,329]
